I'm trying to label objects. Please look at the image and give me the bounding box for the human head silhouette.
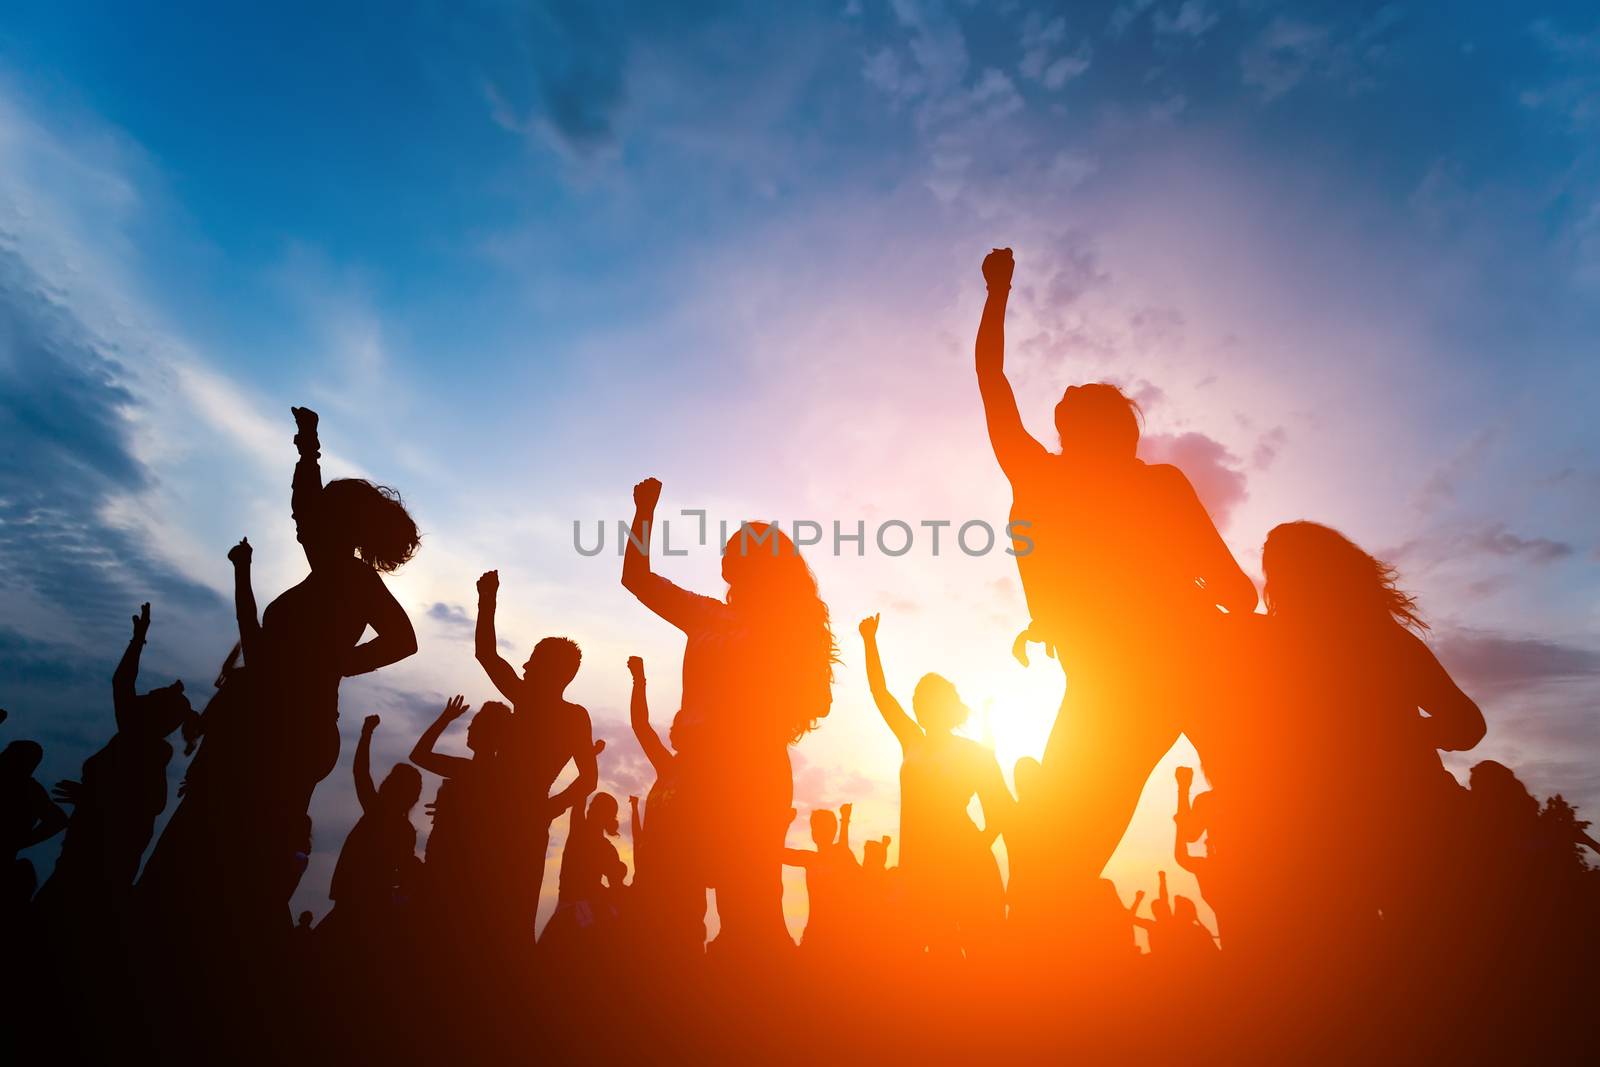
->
[138,680,200,752]
[309,478,420,572]
[912,673,969,734]
[1263,521,1424,630]
[297,910,313,929]
[1174,895,1200,925]
[589,792,620,836]
[1054,383,1141,462]
[378,763,422,814]
[1469,760,1540,824]
[863,837,888,872]
[809,809,838,848]
[719,522,836,742]
[0,740,43,779]
[524,637,582,694]
[467,700,511,755]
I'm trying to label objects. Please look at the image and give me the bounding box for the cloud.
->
[1153,1,1219,40]
[1387,522,1576,570]
[1139,430,1248,528]
[424,601,472,629]
[1433,628,1600,697]
[1239,17,1330,101]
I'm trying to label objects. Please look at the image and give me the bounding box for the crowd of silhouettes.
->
[1,251,1597,1062]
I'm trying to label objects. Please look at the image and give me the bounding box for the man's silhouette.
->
[975,247,1256,888]
[474,569,597,941]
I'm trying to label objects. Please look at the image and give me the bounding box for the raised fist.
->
[228,538,252,567]
[982,247,1014,290]
[131,602,152,640]
[858,614,880,641]
[627,655,645,680]
[633,477,662,512]
[477,570,499,598]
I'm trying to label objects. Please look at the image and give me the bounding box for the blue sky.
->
[2,1,1598,933]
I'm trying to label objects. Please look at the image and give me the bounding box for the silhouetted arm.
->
[629,795,643,848]
[343,572,417,677]
[409,696,473,778]
[1158,466,1257,614]
[628,656,673,775]
[113,603,151,733]
[290,407,323,567]
[473,570,521,703]
[1127,890,1156,931]
[1402,628,1487,751]
[23,783,68,849]
[782,848,816,868]
[354,715,379,815]
[545,722,600,822]
[1157,870,1170,913]
[859,615,919,748]
[227,540,262,666]
[621,478,726,631]
[837,803,852,849]
[975,248,1047,482]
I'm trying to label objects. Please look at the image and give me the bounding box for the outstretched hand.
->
[53,779,83,806]
[132,602,151,641]
[362,714,380,735]
[633,477,662,512]
[228,538,252,568]
[477,570,499,598]
[442,695,469,722]
[858,613,880,641]
[982,247,1014,290]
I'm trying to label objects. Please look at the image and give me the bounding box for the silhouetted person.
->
[624,654,702,960]
[782,805,859,957]
[474,569,596,943]
[541,785,628,963]
[975,247,1256,889]
[1,739,66,918]
[411,694,511,938]
[36,604,198,925]
[623,476,835,958]
[321,715,421,944]
[860,613,1010,962]
[1170,765,1227,931]
[140,406,419,956]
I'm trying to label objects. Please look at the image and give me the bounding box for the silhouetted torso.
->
[50,733,172,890]
[330,807,416,908]
[899,733,994,872]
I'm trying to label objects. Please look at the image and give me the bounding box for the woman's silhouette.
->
[1200,521,1484,966]
[974,248,1257,890]
[541,787,628,961]
[140,407,418,943]
[622,477,835,956]
[859,613,1011,961]
[35,604,198,924]
[410,695,510,950]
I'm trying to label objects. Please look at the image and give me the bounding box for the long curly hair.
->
[1262,521,1426,632]
[722,522,838,743]
[321,478,421,572]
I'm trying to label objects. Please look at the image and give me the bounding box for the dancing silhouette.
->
[782,804,859,957]
[976,248,1257,891]
[622,476,835,957]
[474,568,597,942]
[860,613,1010,962]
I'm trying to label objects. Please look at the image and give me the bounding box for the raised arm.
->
[975,248,1046,481]
[354,715,380,815]
[290,406,323,565]
[227,540,262,666]
[837,802,853,850]
[859,615,919,748]
[343,572,417,677]
[473,570,521,703]
[1402,628,1487,751]
[113,603,150,733]
[409,696,473,778]
[629,795,643,848]
[628,656,673,775]
[23,783,68,850]
[621,477,661,598]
